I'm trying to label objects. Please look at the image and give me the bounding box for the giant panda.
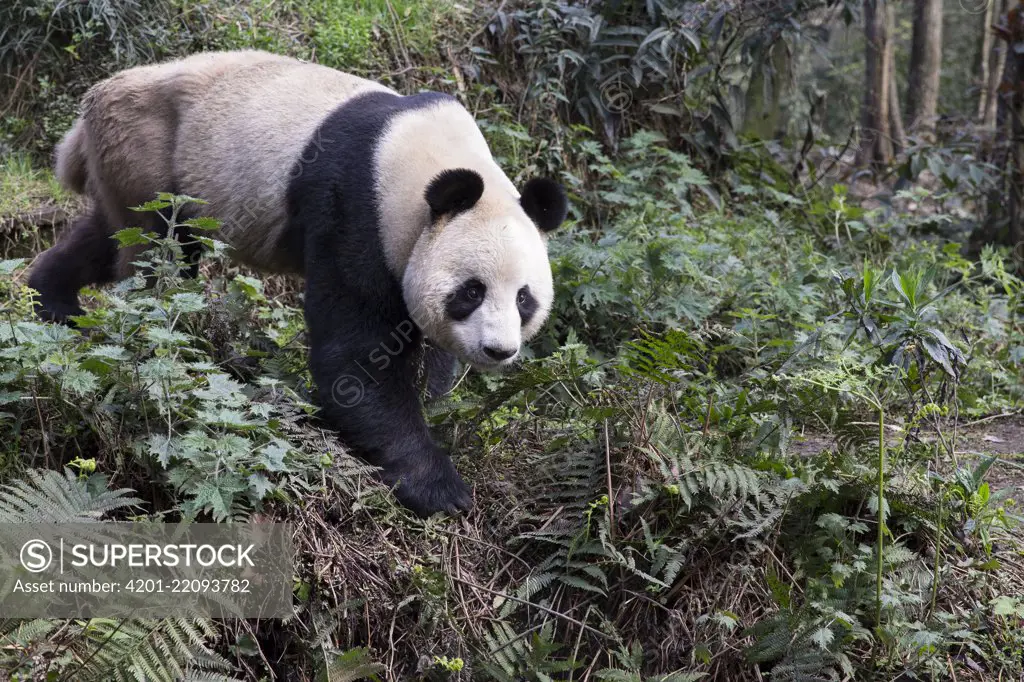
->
[28,50,569,517]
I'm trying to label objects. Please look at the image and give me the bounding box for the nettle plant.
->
[0,194,327,520]
[546,131,720,355]
[747,252,1022,677]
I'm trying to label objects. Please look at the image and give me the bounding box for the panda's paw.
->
[385,451,473,518]
[34,299,85,325]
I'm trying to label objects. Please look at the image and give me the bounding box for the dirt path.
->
[791,413,1024,493]
[954,415,1024,497]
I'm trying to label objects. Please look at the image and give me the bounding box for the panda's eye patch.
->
[446,278,486,321]
[517,286,539,326]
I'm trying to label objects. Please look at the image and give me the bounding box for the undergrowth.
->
[2,1,1024,679]
[0,127,1020,679]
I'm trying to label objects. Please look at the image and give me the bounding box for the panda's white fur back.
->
[65,51,391,271]
[176,58,393,269]
[71,51,299,245]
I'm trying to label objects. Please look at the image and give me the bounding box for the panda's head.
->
[402,168,568,370]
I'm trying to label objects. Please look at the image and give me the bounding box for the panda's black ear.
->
[520,178,568,233]
[425,168,485,222]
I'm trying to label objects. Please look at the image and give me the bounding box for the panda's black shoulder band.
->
[425,168,485,222]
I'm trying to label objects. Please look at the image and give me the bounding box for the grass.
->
[306,0,468,75]
[0,153,80,259]
[0,153,73,219]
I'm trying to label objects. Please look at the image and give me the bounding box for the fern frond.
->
[499,572,557,618]
[521,444,605,520]
[314,646,384,682]
[658,673,709,682]
[74,618,235,682]
[0,468,142,522]
[479,621,532,680]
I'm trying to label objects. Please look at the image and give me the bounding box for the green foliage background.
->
[0,1,1023,681]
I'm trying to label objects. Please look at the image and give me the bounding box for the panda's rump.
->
[174,60,392,272]
[78,51,287,228]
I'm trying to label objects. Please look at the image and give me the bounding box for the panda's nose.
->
[484,346,517,361]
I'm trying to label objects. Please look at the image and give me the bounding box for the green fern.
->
[621,328,704,385]
[745,611,838,682]
[0,468,142,522]
[314,646,384,682]
[479,622,576,680]
[73,618,235,682]
[0,617,239,681]
[498,572,557,618]
[521,443,605,520]
[479,621,533,679]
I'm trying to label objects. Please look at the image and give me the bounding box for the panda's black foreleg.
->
[424,345,459,399]
[303,284,473,517]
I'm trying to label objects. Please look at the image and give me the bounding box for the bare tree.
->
[977,0,995,120]
[972,0,1021,263]
[887,2,906,154]
[906,0,943,132]
[982,0,1007,131]
[859,0,893,166]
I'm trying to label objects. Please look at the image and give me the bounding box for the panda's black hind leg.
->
[28,209,117,324]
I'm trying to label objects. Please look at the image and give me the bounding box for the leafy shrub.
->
[0,195,340,519]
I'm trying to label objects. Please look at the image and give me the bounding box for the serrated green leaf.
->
[810,626,834,649]
[258,440,290,472]
[0,258,26,275]
[183,216,220,231]
[62,367,98,396]
[170,292,206,312]
[130,199,172,212]
[248,473,275,499]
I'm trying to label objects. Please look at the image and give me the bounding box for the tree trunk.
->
[973,0,1024,269]
[1006,6,1024,260]
[983,0,1007,132]
[977,0,995,121]
[887,3,906,154]
[859,0,892,167]
[906,0,943,132]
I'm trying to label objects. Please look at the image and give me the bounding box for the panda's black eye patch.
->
[517,286,539,326]
[446,279,486,321]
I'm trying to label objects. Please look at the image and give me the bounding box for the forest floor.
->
[3,138,1023,681]
[792,415,1024,456]
[794,414,1024,501]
